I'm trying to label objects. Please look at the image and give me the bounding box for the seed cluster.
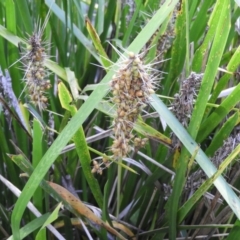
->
[23,32,51,111]
[91,156,111,175]
[110,52,155,159]
[134,137,148,149]
[212,133,240,168]
[171,72,202,126]
[185,132,240,196]
[171,72,202,148]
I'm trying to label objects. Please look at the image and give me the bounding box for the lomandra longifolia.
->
[171,72,203,148]
[20,15,52,111]
[110,52,157,160]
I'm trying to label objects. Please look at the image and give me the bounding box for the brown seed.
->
[131,108,138,114]
[114,83,120,90]
[121,142,128,151]
[119,110,126,117]
[95,164,100,170]
[113,97,120,103]
[133,57,141,64]
[102,156,108,163]
[97,168,103,175]
[41,96,48,103]
[35,71,41,78]
[141,138,148,146]
[119,110,125,117]
[46,83,52,90]
[120,101,126,108]
[133,85,141,90]
[128,52,135,59]
[148,89,155,94]
[119,79,125,87]
[129,89,135,97]
[125,70,131,77]
[26,73,32,79]
[136,90,143,97]
[134,137,141,144]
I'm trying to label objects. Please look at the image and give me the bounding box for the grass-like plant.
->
[1,0,240,239]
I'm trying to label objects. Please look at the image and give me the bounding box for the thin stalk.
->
[117,159,122,218]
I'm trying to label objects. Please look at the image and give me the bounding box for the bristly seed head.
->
[171,72,203,148]
[20,14,52,112]
[109,51,156,160]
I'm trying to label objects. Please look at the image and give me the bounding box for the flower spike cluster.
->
[110,52,156,159]
[171,72,202,148]
[22,28,51,111]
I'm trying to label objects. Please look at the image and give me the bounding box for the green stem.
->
[117,158,122,218]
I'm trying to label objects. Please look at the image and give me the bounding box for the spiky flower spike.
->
[23,31,51,111]
[21,16,51,111]
[171,72,202,148]
[211,133,240,168]
[185,132,240,195]
[110,52,156,159]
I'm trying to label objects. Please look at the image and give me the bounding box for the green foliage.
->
[1,0,240,239]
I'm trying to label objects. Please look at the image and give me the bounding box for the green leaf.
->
[6,0,21,95]
[197,84,240,142]
[85,17,110,68]
[15,0,32,33]
[35,203,62,240]
[163,1,186,97]
[7,214,51,240]
[97,0,104,35]
[44,0,101,63]
[226,220,240,240]
[32,119,44,217]
[209,45,240,105]
[205,112,240,156]
[191,0,223,72]
[58,80,103,208]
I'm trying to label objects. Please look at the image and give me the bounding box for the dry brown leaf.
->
[54,218,136,239]
[47,181,126,240]
[112,221,136,240]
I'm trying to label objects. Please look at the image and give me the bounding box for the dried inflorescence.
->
[22,27,51,111]
[91,156,111,175]
[110,52,156,159]
[171,72,202,147]
[185,169,205,194]
[172,73,202,125]
[133,137,148,150]
[211,133,240,168]
[171,72,202,126]
[185,132,240,197]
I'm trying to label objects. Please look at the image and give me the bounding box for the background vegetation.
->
[1,0,240,239]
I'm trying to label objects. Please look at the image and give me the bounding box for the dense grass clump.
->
[1,0,240,239]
